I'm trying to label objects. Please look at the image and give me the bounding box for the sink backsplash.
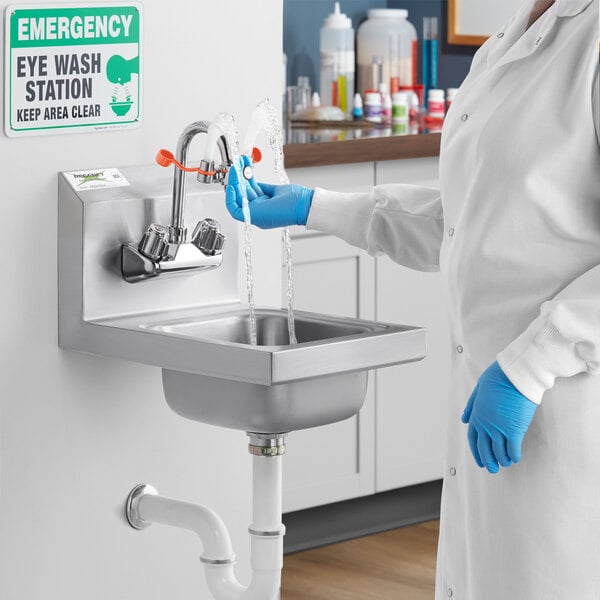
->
[59,165,240,323]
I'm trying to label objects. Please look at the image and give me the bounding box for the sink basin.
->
[140,308,425,433]
[147,310,369,345]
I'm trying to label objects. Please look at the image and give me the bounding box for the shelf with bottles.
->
[284,113,444,146]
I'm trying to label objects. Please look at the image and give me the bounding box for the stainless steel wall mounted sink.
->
[144,308,424,432]
[58,164,426,433]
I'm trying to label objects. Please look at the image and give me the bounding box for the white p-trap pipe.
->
[127,438,285,600]
[136,493,235,564]
[204,452,284,600]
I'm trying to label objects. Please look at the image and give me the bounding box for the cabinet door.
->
[375,259,450,490]
[282,233,376,512]
[374,157,450,491]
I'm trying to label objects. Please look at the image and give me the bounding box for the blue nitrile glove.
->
[461,361,538,474]
[225,155,314,229]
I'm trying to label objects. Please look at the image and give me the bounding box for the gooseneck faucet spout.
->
[169,121,232,246]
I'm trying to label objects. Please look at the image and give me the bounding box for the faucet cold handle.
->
[138,224,169,261]
[192,219,225,256]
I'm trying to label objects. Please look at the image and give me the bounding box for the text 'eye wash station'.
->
[58,100,427,600]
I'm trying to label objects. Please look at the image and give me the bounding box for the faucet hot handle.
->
[138,223,169,261]
[192,219,225,256]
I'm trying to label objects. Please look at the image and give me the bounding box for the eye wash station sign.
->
[4,4,142,136]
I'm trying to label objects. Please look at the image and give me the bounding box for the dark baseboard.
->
[283,479,443,554]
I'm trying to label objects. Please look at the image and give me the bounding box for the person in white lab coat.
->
[226,0,600,597]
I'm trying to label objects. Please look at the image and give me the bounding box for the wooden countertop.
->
[284,132,441,169]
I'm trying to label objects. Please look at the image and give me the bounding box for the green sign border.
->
[6,3,142,134]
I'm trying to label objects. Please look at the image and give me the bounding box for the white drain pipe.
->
[126,433,285,600]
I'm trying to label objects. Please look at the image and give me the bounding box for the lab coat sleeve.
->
[497,265,600,404]
[305,184,444,272]
[498,71,600,404]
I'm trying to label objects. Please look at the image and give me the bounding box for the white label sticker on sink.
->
[64,168,130,190]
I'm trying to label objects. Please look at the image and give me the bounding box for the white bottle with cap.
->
[428,89,446,119]
[380,82,392,124]
[320,2,355,115]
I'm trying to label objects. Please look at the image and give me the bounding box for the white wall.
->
[0,1,283,598]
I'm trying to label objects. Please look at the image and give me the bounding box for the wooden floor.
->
[281,520,439,600]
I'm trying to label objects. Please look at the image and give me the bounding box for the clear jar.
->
[357,9,417,95]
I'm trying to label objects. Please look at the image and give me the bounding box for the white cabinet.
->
[282,157,450,510]
[374,260,450,490]
[374,158,450,492]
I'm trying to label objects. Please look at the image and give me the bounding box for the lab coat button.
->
[456,345,464,354]
[448,227,455,237]
[497,32,505,38]
[461,113,469,122]
[447,588,454,597]
[450,467,456,476]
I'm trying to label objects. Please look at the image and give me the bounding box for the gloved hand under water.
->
[461,361,538,474]
[225,155,314,229]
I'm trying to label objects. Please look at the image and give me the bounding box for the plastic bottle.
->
[357,9,417,96]
[320,2,355,115]
[296,76,312,113]
[427,89,445,119]
[392,92,409,123]
[380,83,392,124]
[364,92,382,123]
[352,93,364,121]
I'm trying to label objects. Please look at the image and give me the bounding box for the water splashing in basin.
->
[211,113,258,346]
[244,98,298,345]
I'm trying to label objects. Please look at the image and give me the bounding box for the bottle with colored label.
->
[320,2,355,116]
[380,83,392,124]
[364,92,382,123]
[427,89,445,119]
[392,92,409,123]
[352,93,364,120]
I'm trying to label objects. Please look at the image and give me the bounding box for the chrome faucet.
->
[121,121,232,283]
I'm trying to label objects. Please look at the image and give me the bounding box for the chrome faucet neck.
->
[169,120,211,244]
[169,121,232,245]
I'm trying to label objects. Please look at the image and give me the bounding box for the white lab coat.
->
[306,0,600,597]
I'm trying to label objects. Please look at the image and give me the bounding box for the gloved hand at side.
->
[225,155,314,229]
[461,361,538,474]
